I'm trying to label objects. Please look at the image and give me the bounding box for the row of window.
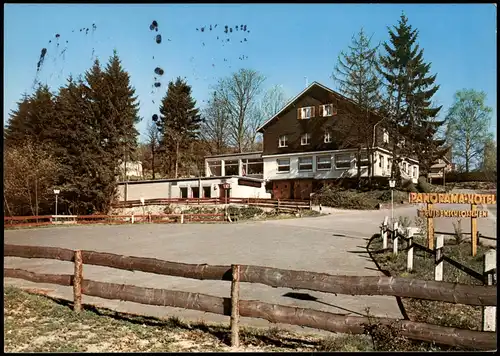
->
[298,104,337,119]
[278,132,332,147]
[276,153,369,173]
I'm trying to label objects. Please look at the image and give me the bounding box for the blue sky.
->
[4,4,497,142]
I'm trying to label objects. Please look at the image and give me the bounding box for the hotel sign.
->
[408,192,496,256]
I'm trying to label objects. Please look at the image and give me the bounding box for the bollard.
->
[131,212,135,224]
[180,214,184,224]
[434,235,444,281]
[392,222,399,255]
[382,216,389,249]
[407,228,414,272]
[482,250,496,331]
[73,250,83,313]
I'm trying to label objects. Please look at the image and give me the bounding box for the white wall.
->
[117,177,269,201]
[263,148,419,183]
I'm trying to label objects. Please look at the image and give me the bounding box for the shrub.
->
[312,186,377,210]
[402,179,418,193]
[417,177,432,193]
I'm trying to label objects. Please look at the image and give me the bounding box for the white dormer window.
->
[298,106,315,119]
[278,135,288,148]
[383,128,389,143]
[320,104,336,117]
[324,131,331,143]
[301,133,311,145]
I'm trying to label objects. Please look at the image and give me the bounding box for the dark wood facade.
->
[272,179,313,200]
[259,83,391,156]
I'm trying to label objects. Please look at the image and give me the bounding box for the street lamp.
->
[53,189,60,222]
[388,179,396,224]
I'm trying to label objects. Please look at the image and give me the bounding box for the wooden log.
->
[73,250,83,313]
[4,268,73,286]
[435,235,444,282]
[77,250,496,306]
[230,264,240,347]
[4,244,74,261]
[238,300,496,351]
[482,250,496,332]
[427,203,434,250]
[78,279,496,350]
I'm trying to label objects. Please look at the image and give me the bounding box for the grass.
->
[368,232,493,332]
[3,286,372,353]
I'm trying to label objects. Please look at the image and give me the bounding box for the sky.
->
[4,4,497,142]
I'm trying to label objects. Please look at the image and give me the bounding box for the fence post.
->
[482,250,496,332]
[147,212,151,223]
[382,216,388,249]
[435,234,444,282]
[73,250,83,313]
[131,212,135,224]
[230,264,240,348]
[180,214,184,224]
[392,222,399,255]
[407,228,414,273]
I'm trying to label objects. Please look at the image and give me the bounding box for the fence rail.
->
[3,243,497,350]
[111,197,311,211]
[4,213,226,228]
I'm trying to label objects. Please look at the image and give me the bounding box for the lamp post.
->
[388,179,396,224]
[53,189,60,222]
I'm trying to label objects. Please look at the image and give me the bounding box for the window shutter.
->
[311,106,315,117]
[297,108,302,120]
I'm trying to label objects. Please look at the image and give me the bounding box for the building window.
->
[317,155,332,170]
[356,152,370,167]
[320,104,336,117]
[301,133,311,145]
[383,128,389,143]
[324,131,331,143]
[191,186,200,198]
[277,158,290,172]
[387,158,392,171]
[207,161,221,176]
[379,154,384,168]
[278,135,288,148]
[180,187,188,198]
[298,156,313,171]
[203,186,211,198]
[335,153,351,169]
[225,160,238,175]
[413,166,418,178]
[243,158,263,177]
[298,106,315,119]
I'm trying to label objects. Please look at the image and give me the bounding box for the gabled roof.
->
[256,81,383,133]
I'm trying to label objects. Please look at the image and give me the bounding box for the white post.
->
[435,234,444,281]
[391,189,394,224]
[483,250,496,332]
[382,216,388,249]
[180,214,184,224]
[407,228,414,272]
[131,212,135,224]
[392,221,399,255]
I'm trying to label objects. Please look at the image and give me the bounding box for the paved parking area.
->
[5,216,403,333]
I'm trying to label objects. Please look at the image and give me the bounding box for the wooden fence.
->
[111,197,311,212]
[4,244,496,350]
[379,218,497,332]
[4,213,226,229]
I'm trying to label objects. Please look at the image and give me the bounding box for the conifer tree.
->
[157,77,201,178]
[332,27,381,183]
[378,13,446,177]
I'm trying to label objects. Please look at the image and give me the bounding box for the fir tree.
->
[378,13,446,177]
[332,27,382,184]
[157,77,201,178]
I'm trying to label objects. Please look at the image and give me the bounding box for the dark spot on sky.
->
[48,40,51,43]
[154,67,164,75]
[201,27,205,32]
[152,114,159,121]
[154,82,161,88]
[55,34,60,38]
[155,34,162,44]
[230,27,232,33]
[150,20,158,31]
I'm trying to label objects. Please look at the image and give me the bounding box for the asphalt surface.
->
[4,189,495,334]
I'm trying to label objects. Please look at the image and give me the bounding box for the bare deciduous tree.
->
[200,91,230,155]
[4,141,62,216]
[214,69,266,152]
